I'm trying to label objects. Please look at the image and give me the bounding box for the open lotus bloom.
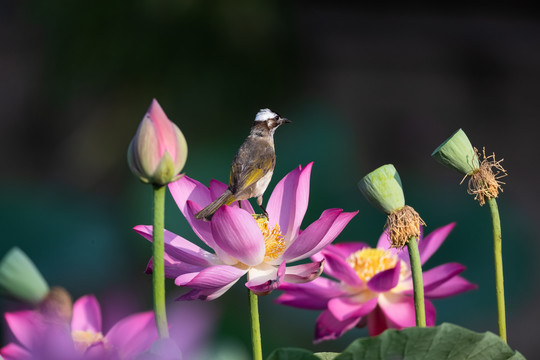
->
[135,163,358,300]
[0,295,157,360]
[276,223,477,342]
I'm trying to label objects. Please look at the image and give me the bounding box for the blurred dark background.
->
[1,1,538,358]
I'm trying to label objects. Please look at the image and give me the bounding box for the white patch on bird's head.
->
[255,108,277,122]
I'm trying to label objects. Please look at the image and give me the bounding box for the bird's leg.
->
[238,201,242,209]
[257,196,268,218]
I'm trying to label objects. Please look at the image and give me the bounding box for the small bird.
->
[195,108,291,221]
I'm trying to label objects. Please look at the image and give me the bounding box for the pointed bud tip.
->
[148,98,168,121]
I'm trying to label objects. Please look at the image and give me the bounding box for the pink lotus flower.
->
[135,163,358,299]
[127,98,188,186]
[0,295,157,360]
[276,223,477,342]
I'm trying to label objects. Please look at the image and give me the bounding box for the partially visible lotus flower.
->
[276,223,477,342]
[135,163,358,299]
[0,295,157,360]
[127,99,188,186]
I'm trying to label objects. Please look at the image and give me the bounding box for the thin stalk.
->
[487,197,507,342]
[153,185,169,339]
[249,289,263,360]
[407,237,426,327]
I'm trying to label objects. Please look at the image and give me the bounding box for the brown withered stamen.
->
[385,205,426,249]
[460,147,507,206]
[38,286,73,325]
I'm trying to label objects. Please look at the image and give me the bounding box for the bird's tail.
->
[195,189,236,221]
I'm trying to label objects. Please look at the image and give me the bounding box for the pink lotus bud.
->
[128,99,188,186]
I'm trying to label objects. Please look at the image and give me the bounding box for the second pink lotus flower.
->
[276,223,477,342]
[135,163,358,299]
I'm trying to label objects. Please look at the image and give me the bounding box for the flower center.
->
[346,248,397,282]
[252,214,286,262]
[72,330,107,353]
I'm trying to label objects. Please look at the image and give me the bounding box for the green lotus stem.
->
[487,197,506,342]
[153,185,169,339]
[407,237,426,327]
[249,290,263,360]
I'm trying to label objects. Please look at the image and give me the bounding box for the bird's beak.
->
[279,117,291,124]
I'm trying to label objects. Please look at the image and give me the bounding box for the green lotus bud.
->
[358,164,405,214]
[128,99,188,186]
[0,247,49,304]
[432,129,479,175]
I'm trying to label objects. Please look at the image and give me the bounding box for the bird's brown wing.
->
[229,139,275,195]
